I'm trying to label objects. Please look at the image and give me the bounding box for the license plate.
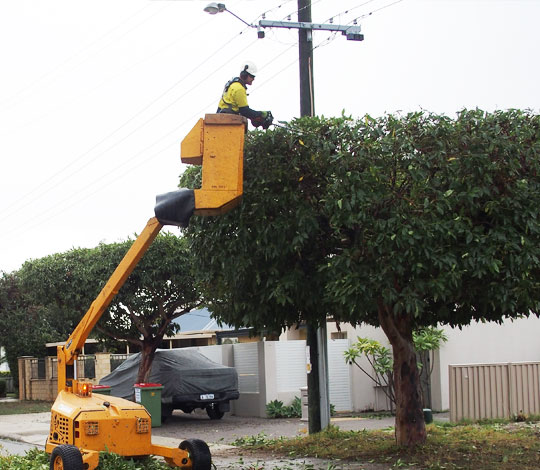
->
[200,393,215,400]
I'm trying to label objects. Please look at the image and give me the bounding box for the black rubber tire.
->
[161,404,174,422]
[50,445,83,470]
[206,403,225,420]
[179,439,211,470]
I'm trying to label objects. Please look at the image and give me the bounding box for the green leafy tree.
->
[322,109,540,445]
[0,272,57,382]
[181,118,337,432]
[15,233,201,383]
[181,109,540,447]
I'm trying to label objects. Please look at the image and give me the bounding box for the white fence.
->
[189,340,353,417]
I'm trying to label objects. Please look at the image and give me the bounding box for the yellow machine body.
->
[47,391,153,455]
[181,114,247,215]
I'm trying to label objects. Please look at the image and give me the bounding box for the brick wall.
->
[18,353,112,401]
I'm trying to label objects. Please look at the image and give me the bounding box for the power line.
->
[313,0,406,50]
[0,27,256,222]
[281,0,327,21]
[321,0,378,24]
[0,39,298,241]
[0,3,160,112]
[0,4,219,134]
[0,2,305,242]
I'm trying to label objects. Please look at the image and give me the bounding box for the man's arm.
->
[238,106,263,120]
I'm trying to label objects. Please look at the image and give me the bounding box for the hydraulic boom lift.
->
[46,114,247,470]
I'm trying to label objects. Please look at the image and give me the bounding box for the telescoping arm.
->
[57,114,247,393]
[57,218,163,392]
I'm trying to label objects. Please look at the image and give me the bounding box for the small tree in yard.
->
[344,327,448,411]
[15,233,201,383]
[182,109,540,447]
[345,337,396,408]
[0,272,60,381]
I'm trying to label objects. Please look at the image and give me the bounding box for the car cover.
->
[99,349,238,402]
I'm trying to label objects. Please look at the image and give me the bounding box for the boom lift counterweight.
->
[47,114,247,470]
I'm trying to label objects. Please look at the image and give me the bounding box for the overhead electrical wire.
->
[0,10,219,136]
[281,0,327,21]
[313,0,407,50]
[0,24,257,222]
[0,3,160,113]
[1,0,405,243]
[0,39,298,240]
[321,0,378,24]
[256,0,296,21]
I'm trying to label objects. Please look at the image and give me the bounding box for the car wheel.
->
[50,445,83,470]
[179,439,211,470]
[162,404,173,422]
[206,403,225,420]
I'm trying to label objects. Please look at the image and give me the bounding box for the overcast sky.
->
[1,0,539,273]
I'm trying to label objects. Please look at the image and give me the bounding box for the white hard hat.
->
[241,61,258,77]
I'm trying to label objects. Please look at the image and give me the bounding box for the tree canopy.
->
[0,272,56,380]
[181,109,540,446]
[1,232,201,382]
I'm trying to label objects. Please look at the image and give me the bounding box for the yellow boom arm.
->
[57,114,246,393]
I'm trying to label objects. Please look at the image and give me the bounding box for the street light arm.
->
[203,2,254,27]
[226,9,253,27]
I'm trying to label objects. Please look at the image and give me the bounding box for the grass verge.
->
[0,400,53,415]
[234,420,540,470]
[0,449,171,470]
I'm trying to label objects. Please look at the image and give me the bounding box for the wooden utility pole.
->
[258,0,364,434]
[298,0,315,117]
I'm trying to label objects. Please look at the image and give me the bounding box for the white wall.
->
[328,316,540,413]
[184,315,540,416]
[327,323,391,412]
[0,347,9,372]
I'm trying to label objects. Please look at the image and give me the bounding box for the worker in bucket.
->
[217,61,273,129]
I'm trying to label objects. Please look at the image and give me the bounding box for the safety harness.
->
[217,77,246,113]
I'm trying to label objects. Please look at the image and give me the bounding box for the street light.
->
[203,2,253,28]
[203,3,225,14]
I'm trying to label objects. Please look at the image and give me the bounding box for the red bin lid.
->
[134,383,162,388]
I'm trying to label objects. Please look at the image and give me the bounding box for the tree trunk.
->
[137,343,158,384]
[378,301,426,447]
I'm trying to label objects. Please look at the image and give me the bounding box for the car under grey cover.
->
[99,348,239,419]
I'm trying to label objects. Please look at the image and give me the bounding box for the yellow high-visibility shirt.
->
[218,81,248,113]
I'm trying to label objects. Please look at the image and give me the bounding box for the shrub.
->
[266,397,302,419]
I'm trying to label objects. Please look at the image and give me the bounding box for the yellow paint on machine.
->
[181,114,247,215]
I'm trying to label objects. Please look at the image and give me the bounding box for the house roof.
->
[173,307,233,332]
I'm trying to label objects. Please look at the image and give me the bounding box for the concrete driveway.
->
[153,408,401,444]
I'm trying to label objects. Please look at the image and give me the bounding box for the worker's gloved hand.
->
[251,111,273,129]
[261,111,273,129]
